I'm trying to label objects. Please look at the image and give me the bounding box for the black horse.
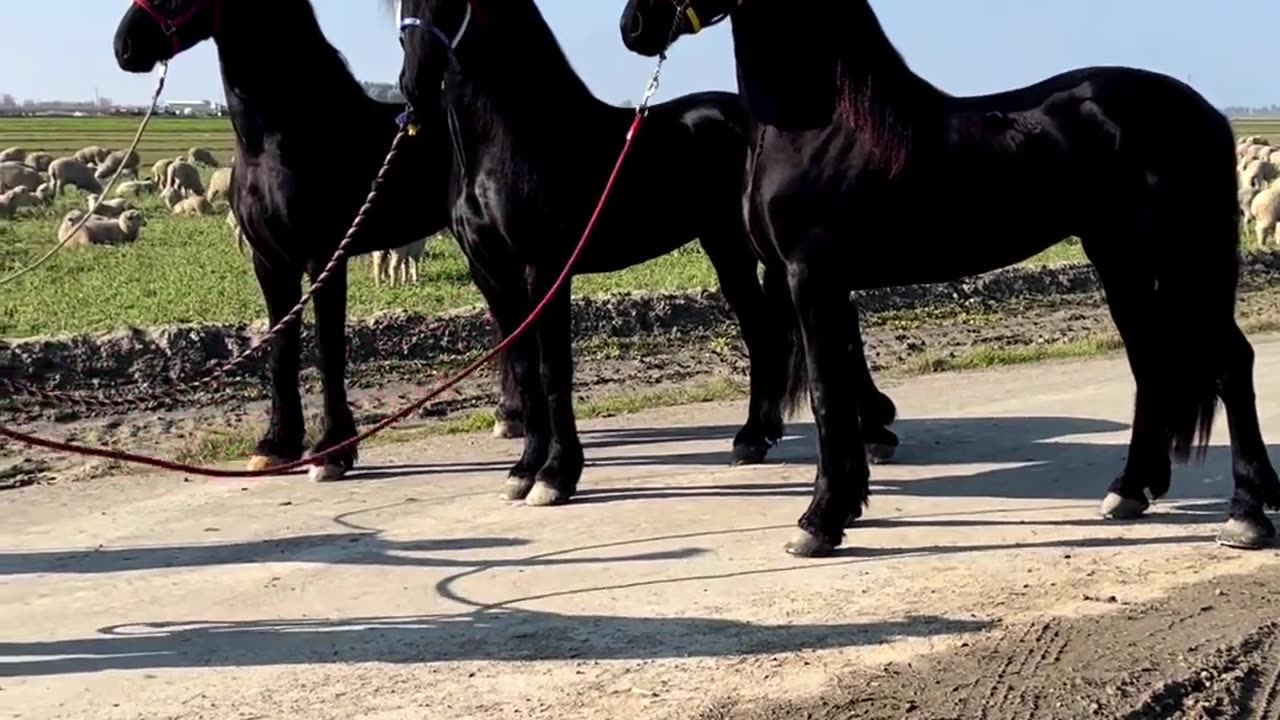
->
[393,0,899,506]
[620,0,1279,556]
[111,0,529,479]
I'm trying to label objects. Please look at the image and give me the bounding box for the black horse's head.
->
[394,0,475,110]
[115,0,223,72]
[619,0,739,57]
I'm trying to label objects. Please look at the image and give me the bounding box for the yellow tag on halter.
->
[685,7,703,33]
[406,123,420,137]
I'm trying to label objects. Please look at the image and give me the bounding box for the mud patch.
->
[713,566,1280,720]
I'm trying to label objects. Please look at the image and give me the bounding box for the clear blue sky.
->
[5,0,1276,108]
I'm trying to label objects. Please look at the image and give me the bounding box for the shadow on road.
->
[0,608,991,677]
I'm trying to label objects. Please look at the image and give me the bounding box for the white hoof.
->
[308,464,347,483]
[525,481,569,507]
[492,418,525,439]
[246,455,285,472]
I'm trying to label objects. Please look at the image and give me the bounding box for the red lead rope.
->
[0,112,646,478]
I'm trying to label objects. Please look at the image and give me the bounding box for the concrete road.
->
[3,338,1280,720]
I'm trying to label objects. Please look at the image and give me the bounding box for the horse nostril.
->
[627,12,644,39]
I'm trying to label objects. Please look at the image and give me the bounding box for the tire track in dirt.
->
[716,566,1280,720]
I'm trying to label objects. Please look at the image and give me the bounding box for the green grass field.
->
[0,116,1275,339]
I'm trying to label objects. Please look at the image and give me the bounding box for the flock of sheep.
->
[1239,135,1280,245]
[0,143,234,248]
[0,141,426,286]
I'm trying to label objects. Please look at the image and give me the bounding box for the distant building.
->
[163,100,226,116]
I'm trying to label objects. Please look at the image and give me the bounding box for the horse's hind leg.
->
[849,302,899,463]
[1215,324,1280,548]
[247,254,307,471]
[1084,252,1171,519]
[699,235,785,465]
[306,259,359,481]
[493,346,525,439]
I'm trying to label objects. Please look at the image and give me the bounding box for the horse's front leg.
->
[247,252,307,471]
[523,266,584,507]
[306,257,358,481]
[785,258,869,557]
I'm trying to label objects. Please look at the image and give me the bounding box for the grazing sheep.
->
[94,149,141,180]
[166,159,205,196]
[1251,181,1280,246]
[62,209,146,248]
[0,162,43,193]
[85,194,133,218]
[48,157,103,195]
[151,158,175,187]
[113,180,157,198]
[34,183,55,203]
[73,145,112,166]
[188,147,220,167]
[172,194,215,216]
[0,147,26,163]
[206,167,233,205]
[161,185,185,208]
[26,152,53,173]
[1270,151,1280,167]
[371,237,428,287]
[2,186,43,212]
[1241,159,1279,192]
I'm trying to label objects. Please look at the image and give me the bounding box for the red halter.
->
[131,0,223,55]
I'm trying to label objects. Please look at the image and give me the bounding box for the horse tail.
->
[1154,127,1238,463]
[762,263,809,418]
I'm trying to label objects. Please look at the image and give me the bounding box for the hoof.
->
[1100,492,1149,520]
[525,481,571,507]
[246,454,288,472]
[731,443,769,466]
[308,463,347,483]
[501,477,535,501]
[492,418,524,439]
[784,530,838,558]
[866,442,897,465]
[1217,517,1277,550]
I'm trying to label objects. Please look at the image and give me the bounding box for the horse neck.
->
[731,1,940,135]
[451,4,611,139]
[215,1,375,153]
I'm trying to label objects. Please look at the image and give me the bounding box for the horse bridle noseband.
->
[397,0,472,52]
[132,0,222,54]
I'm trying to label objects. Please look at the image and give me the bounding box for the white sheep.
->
[61,209,146,248]
[0,147,26,163]
[166,159,205,196]
[48,157,104,195]
[0,162,42,193]
[2,186,43,212]
[114,180,157,198]
[1250,180,1280,246]
[172,194,215,216]
[206,167,233,205]
[1241,159,1279,192]
[34,183,55,203]
[151,158,174,187]
[73,146,112,166]
[161,185,185,209]
[94,149,141,180]
[188,147,220,167]
[26,152,53,173]
[85,194,133,218]
[371,238,428,287]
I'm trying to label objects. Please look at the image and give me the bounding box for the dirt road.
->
[3,338,1280,719]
